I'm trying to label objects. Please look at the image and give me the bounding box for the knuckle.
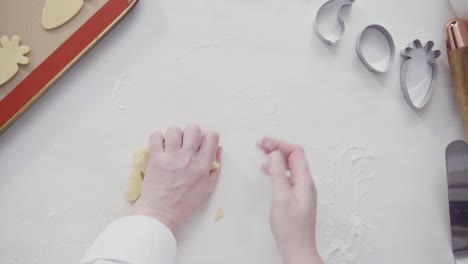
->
[159,155,190,170]
[167,126,181,133]
[205,131,220,141]
[295,145,305,153]
[186,124,201,132]
[150,131,162,139]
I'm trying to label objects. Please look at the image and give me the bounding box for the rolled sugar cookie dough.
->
[42,0,84,29]
[125,148,220,202]
[125,148,149,202]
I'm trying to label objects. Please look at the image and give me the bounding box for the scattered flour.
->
[268,98,304,115]
[308,143,340,149]
[248,97,304,115]
[244,89,304,115]
[51,143,67,152]
[235,87,248,93]
[235,86,305,126]
[193,40,221,49]
[175,32,234,60]
[310,144,377,263]
[175,41,220,60]
[111,72,131,110]
[46,210,59,218]
[233,85,306,121]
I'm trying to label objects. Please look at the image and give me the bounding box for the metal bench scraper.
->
[447,140,468,263]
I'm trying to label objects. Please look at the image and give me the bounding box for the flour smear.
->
[309,144,377,263]
[111,71,132,110]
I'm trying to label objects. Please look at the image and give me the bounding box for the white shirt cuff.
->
[80,215,177,264]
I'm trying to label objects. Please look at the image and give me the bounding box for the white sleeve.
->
[80,215,177,264]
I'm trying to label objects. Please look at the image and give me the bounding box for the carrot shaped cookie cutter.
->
[314,0,355,45]
[400,40,441,109]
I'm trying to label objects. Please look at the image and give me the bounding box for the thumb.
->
[263,151,291,201]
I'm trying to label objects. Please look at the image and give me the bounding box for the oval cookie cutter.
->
[400,39,441,109]
[356,24,396,73]
[314,0,355,45]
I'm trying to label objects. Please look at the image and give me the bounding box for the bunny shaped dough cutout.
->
[0,36,30,86]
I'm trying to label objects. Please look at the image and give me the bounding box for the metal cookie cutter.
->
[400,40,441,109]
[314,0,355,45]
[356,24,395,73]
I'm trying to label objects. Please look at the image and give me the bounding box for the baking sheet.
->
[0,0,108,100]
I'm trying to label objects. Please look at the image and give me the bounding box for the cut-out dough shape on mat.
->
[42,0,84,30]
[0,36,30,86]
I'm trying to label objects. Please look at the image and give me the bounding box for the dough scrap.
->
[125,148,220,202]
[215,209,224,222]
[42,0,84,30]
[0,36,30,86]
[212,161,220,170]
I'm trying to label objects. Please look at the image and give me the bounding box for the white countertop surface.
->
[0,0,465,263]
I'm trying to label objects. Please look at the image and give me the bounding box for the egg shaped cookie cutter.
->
[356,24,395,73]
[400,39,441,109]
[314,0,355,45]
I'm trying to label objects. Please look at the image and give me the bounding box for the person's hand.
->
[258,137,323,264]
[133,125,222,233]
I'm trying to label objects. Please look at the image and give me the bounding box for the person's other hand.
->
[133,125,222,233]
[258,137,323,264]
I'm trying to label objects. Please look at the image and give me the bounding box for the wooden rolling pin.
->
[446,19,468,139]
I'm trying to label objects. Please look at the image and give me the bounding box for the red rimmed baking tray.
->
[0,0,138,133]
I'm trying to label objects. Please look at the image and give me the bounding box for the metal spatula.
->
[447,140,468,262]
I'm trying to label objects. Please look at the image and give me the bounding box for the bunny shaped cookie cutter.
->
[314,0,355,45]
[400,39,441,109]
